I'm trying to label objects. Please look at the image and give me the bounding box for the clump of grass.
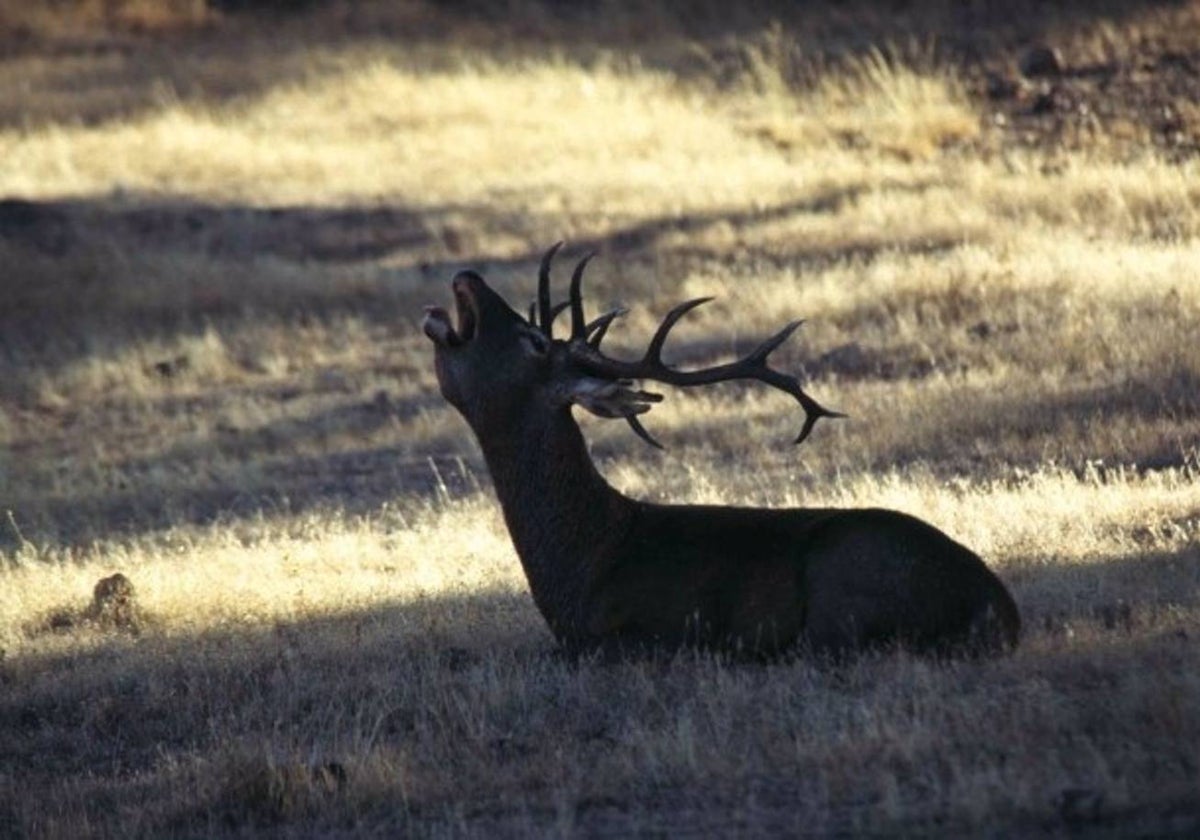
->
[735,27,979,160]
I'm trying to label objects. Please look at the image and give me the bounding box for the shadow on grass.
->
[0,196,439,265]
[2,178,1194,551]
[0,180,944,378]
[6,447,470,549]
[0,180,932,274]
[1005,544,1200,636]
[6,388,484,549]
[605,362,1200,474]
[883,365,1200,474]
[5,353,1196,551]
[4,589,551,782]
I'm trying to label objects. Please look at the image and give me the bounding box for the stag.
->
[423,244,1020,658]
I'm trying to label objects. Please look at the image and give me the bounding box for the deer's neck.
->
[471,406,631,640]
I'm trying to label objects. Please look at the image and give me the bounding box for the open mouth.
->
[423,279,477,347]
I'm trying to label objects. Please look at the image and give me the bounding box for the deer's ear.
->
[563,377,663,419]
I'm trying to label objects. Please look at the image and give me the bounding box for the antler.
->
[538,243,845,448]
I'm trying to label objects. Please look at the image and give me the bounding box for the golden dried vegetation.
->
[2,1,1199,836]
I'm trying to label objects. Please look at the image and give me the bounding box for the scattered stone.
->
[967,320,1018,341]
[968,321,994,340]
[1019,44,1065,79]
[25,572,144,637]
[152,354,191,378]
[45,609,79,631]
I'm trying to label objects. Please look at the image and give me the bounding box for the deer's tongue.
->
[422,306,458,346]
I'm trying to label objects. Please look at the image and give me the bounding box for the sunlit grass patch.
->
[0,58,800,211]
[0,44,992,223]
[741,37,981,161]
[6,461,1194,651]
[0,494,522,650]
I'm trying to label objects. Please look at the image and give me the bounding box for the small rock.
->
[1019,45,1065,79]
[967,321,993,340]
[152,354,191,378]
[967,321,1018,341]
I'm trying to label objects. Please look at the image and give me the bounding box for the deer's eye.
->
[521,330,550,356]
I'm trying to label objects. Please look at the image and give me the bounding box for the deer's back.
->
[585,503,1018,657]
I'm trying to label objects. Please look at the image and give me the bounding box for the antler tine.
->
[625,415,665,450]
[739,319,845,441]
[569,252,596,340]
[644,297,713,363]
[544,250,842,445]
[569,302,845,446]
[792,386,846,445]
[750,319,805,362]
[585,308,627,349]
[537,241,564,336]
[747,364,847,444]
[549,301,571,329]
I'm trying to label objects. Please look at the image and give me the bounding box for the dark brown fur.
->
[423,253,1020,659]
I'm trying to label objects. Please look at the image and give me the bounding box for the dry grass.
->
[4,466,1199,836]
[3,1,1200,837]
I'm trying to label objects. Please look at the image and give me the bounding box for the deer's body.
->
[425,246,1020,658]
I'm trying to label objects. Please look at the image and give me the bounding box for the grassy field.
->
[3,1,1200,836]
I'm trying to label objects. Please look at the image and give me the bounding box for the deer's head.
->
[423,243,844,447]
